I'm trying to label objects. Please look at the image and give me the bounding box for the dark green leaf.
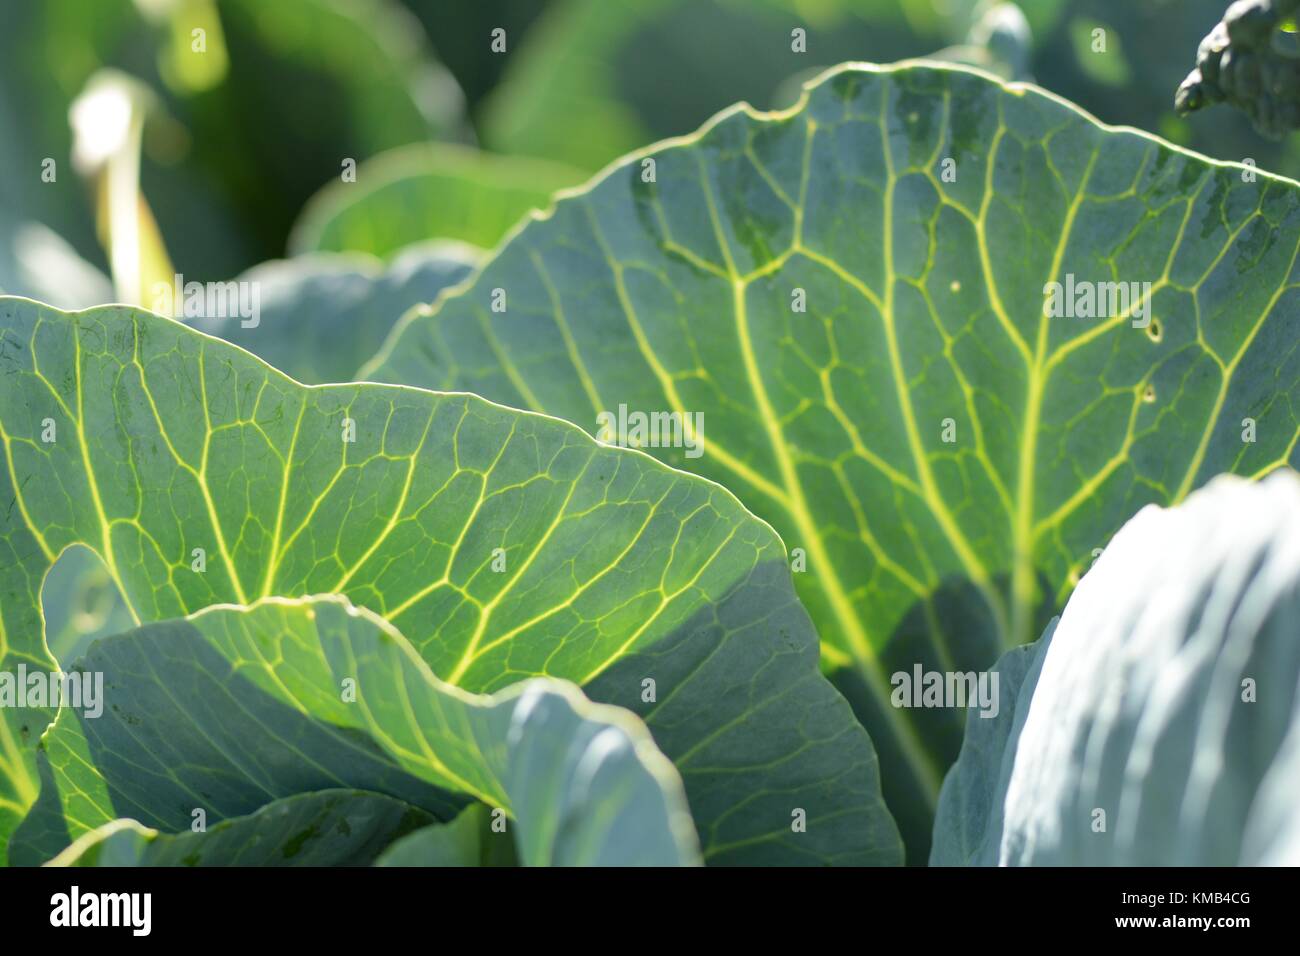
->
[49,789,434,867]
[30,596,700,866]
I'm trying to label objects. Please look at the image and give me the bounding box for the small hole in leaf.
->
[1142,384,1156,403]
[1146,318,1162,342]
[41,544,130,670]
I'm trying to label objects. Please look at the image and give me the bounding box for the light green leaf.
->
[28,595,700,866]
[25,246,477,699]
[290,145,586,258]
[1066,17,1131,88]
[374,804,516,866]
[0,297,899,865]
[364,61,1300,858]
[39,245,480,663]
[48,789,435,867]
[933,471,1300,865]
[188,244,478,385]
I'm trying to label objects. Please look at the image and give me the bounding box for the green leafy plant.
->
[0,297,896,866]
[2,6,1298,866]
[364,60,1299,856]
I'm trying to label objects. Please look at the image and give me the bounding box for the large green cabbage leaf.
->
[364,61,1300,855]
[0,297,898,865]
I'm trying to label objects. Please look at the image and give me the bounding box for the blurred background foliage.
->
[1,0,1292,296]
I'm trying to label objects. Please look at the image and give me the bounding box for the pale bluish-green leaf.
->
[928,618,1054,865]
[365,61,1300,857]
[933,472,1300,865]
[27,595,699,866]
[289,145,585,257]
[188,244,478,385]
[48,790,434,867]
[0,222,112,311]
[0,297,898,865]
